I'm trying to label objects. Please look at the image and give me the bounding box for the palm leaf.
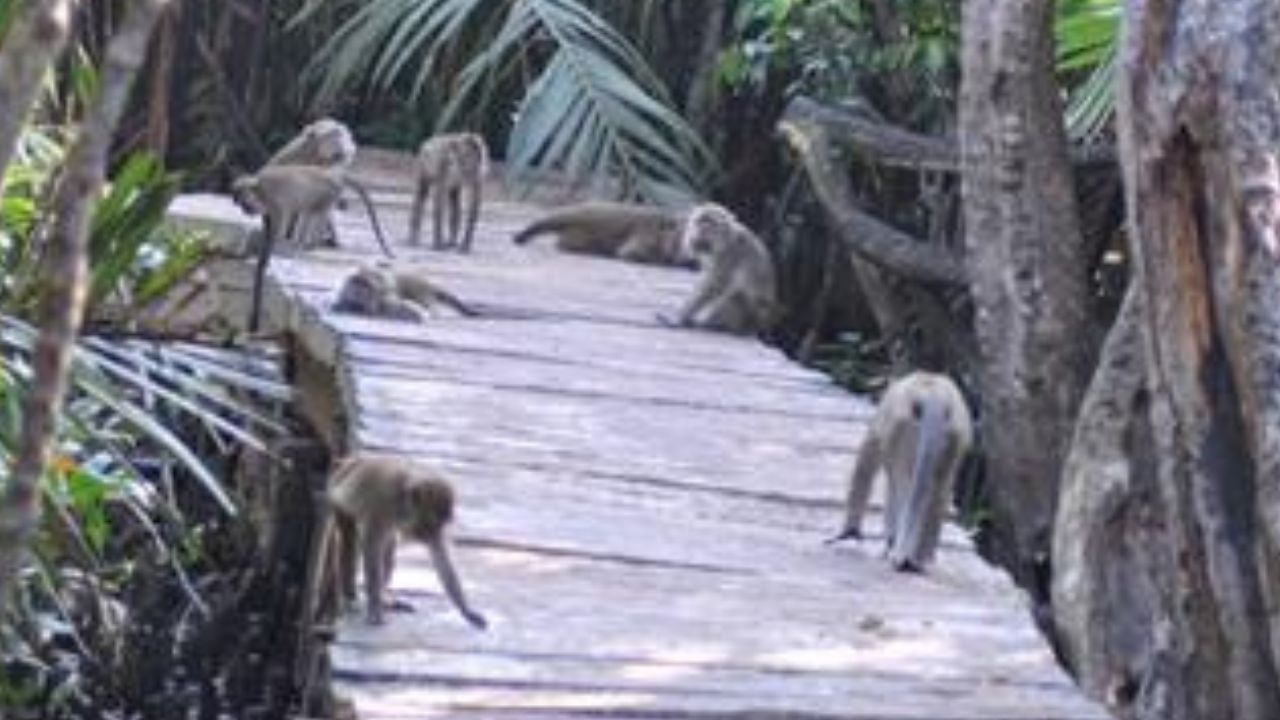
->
[299,0,715,205]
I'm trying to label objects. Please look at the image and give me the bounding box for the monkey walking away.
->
[331,265,478,321]
[324,454,487,628]
[264,117,358,250]
[512,201,691,266]
[407,132,488,252]
[829,371,973,572]
[231,164,394,331]
[658,203,779,335]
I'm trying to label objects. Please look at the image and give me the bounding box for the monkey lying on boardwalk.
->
[658,203,779,335]
[829,371,973,572]
[407,132,488,252]
[331,265,478,321]
[325,454,487,628]
[512,201,690,266]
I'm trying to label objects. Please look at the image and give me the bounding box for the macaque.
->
[265,117,357,249]
[512,201,689,266]
[231,164,394,331]
[407,133,488,252]
[658,203,778,334]
[326,454,487,628]
[331,265,478,321]
[829,371,973,572]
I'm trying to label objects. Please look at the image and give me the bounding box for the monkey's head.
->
[681,203,738,259]
[403,476,455,541]
[333,267,392,312]
[304,118,356,167]
[230,175,264,216]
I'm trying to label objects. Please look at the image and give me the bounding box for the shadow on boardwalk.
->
[175,152,1107,720]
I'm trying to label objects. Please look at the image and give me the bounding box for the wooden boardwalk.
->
[174,157,1107,720]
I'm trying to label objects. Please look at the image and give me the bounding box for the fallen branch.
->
[778,113,967,286]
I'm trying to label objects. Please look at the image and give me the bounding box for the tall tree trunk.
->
[0,0,173,610]
[958,0,1095,591]
[1054,1,1280,718]
[1112,0,1280,717]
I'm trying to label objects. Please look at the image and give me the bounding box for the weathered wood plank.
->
[176,151,1106,720]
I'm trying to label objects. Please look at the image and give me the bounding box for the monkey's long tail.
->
[343,179,396,259]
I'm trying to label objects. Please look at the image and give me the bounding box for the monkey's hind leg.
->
[446,187,463,250]
[407,177,430,246]
[432,183,448,251]
[461,183,481,253]
[829,432,881,544]
[616,233,662,264]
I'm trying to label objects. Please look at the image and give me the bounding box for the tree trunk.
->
[1106,0,1280,717]
[0,0,172,611]
[958,0,1095,590]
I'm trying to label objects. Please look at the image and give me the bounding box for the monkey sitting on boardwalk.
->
[512,201,690,266]
[658,203,779,335]
[331,265,478,322]
[325,454,487,628]
[828,371,973,572]
[407,132,488,252]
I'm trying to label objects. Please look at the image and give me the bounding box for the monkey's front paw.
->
[825,527,863,545]
[463,611,488,631]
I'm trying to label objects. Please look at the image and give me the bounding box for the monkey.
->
[231,164,394,331]
[265,117,358,249]
[330,265,478,321]
[324,454,487,628]
[657,203,779,335]
[268,117,356,168]
[511,201,691,266]
[406,133,488,252]
[828,371,973,573]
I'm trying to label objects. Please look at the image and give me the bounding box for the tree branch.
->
[0,0,73,192]
[0,0,173,610]
[785,95,1115,173]
[778,111,968,286]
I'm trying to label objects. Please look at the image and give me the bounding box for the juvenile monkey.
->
[658,203,779,334]
[331,265,478,321]
[266,117,357,249]
[829,371,973,572]
[325,454,487,628]
[512,201,689,266]
[407,133,488,252]
[232,164,394,330]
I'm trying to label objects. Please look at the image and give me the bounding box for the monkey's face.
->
[682,204,736,259]
[404,478,455,541]
[336,269,390,310]
[231,177,264,216]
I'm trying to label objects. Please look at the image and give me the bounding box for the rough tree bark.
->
[0,0,73,192]
[1053,0,1280,718]
[959,0,1095,589]
[0,0,173,610]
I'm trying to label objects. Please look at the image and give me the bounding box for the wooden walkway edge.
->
[170,159,1108,720]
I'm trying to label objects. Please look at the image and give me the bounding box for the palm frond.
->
[300,0,716,204]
